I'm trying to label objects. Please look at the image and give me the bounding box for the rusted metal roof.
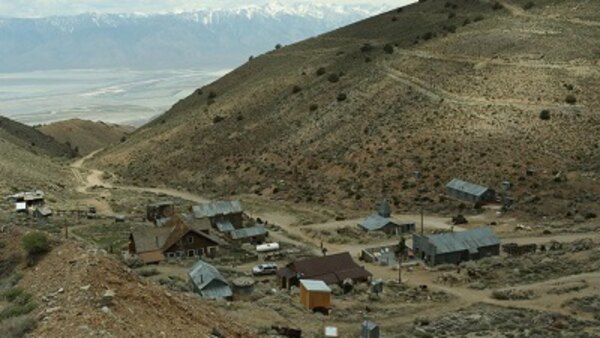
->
[283,252,372,284]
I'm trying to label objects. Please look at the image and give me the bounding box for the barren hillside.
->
[94,0,600,219]
[0,117,73,196]
[38,119,134,156]
[0,116,75,158]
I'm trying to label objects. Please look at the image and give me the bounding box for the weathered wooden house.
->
[277,252,372,289]
[412,227,500,266]
[188,260,232,300]
[446,179,496,204]
[191,201,244,232]
[299,279,331,311]
[128,216,223,264]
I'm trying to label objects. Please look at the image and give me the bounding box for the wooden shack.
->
[299,279,331,312]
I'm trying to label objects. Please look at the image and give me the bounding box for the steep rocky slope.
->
[0,228,254,337]
[38,119,134,156]
[94,0,600,219]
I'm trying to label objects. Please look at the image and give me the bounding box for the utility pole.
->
[397,237,406,284]
[421,205,424,236]
[415,171,424,235]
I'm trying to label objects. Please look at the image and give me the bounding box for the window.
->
[167,252,175,259]
[187,236,194,244]
[198,248,205,256]
[177,251,184,258]
[188,250,196,257]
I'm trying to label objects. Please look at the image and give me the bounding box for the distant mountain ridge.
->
[0,2,392,72]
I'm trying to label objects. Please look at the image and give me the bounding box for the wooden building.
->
[299,279,331,311]
[277,252,372,289]
[191,201,244,232]
[412,227,500,266]
[128,216,223,264]
[446,179,496,205]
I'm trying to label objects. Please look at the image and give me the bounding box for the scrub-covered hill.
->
[94,0,600,219]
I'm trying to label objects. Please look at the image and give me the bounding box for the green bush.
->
[309,104,319,112]
[337,93,347,102]
[523,1,534,10]
[565,95,577,105]
[208,91,217,99]
[0,303,37,321]
[473,15,484,22]
[383,44,394,54]
[1,288,25,302]
[0,315,37,338]
[316,67,326,76]
[360,43,374,52]
[21,233,50,256]
[492,2,503,10]
[422,32,434,40]
[539,110,550,120]
[292,85,302,94]
[328,74,340,83]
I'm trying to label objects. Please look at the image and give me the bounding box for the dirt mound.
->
[14,236,254,337]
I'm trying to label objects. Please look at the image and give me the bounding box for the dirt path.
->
[498,0,600,27]
[384,63,586,111]
[394,47,599,74]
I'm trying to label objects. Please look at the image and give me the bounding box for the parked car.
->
[252,263,278,276]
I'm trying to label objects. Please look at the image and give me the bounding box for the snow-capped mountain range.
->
[0,2,393,72]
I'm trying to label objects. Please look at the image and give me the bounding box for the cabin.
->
[188,260,232,300]
[8,190,45,212]
[358,200,415,235]
[446,179,496,205]
[32,207,52,218]
[277,252,372,289]
[128,216,223,264]
[191,201,244,232]
[299,279,331,312]
[412,227,500,266]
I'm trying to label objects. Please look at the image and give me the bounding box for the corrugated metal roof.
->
[230,226,267,240]
[148,201,174,208]
[192,201,242,219]
[188,260,232,299]
[427,227,500,255]
[359,214,395,231]
[446,179,490,197]
[300,279,331,292]
[215,220,235,233]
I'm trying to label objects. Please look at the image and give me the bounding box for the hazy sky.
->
[0,0,415,18]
